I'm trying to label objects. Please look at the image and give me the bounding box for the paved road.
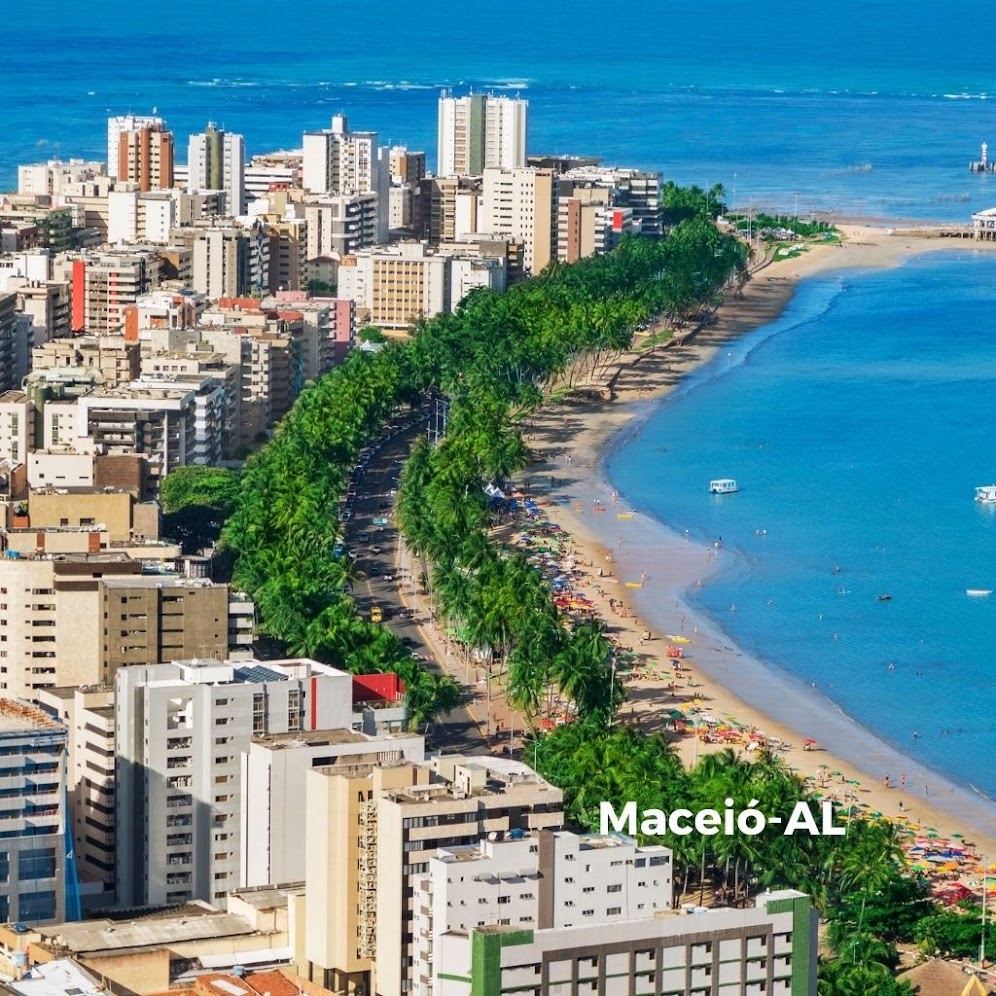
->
[340,411,490,756]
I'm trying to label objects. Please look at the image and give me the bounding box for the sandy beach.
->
[510,225,996,860]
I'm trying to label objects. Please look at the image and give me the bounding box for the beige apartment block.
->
[0,552,141,696]
[303,757,564,996]
[28,488,133,542]
[32,336,141,387]
[481,168,554,276]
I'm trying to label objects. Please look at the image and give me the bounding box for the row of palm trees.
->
[222,221,747,731]
[394,225,749,728]
[534,720,923,995]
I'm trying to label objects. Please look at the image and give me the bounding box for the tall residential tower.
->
[437,92,528,176]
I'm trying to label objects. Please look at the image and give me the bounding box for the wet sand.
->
[519,225,996,854]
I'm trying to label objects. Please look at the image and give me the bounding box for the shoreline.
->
[521,225,996,855]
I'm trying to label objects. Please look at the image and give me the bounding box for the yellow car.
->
[370,606,383,623]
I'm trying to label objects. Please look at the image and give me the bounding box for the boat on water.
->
[966,588,993,597]
[709,478,739,495]
[975,484,996,503]
[876,594,892,602]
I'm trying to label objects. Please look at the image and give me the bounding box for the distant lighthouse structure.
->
[970,141,994,172]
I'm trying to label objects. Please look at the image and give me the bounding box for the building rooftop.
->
[6,959,109,996]
[36,910,256,954]
[228,883,305,912]
[0,391,28,404]
[252,728,367,749]
[0,699,63,734]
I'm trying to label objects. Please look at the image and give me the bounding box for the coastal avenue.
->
[342,408,489,756]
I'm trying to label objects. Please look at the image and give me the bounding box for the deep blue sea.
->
[5,1,996,219]
[607,253,996,802]
[5,2,996,801]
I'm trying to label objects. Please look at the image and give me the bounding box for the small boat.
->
[709,478,739,495]
[876,594,892,601]
[975,485,996,503]
[966,588,993,597]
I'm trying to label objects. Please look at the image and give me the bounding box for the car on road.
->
[348,549,358,559]
[358,531,370,542]
[371,545,382,554]
[370,605,383,623]
[361,493,371,500]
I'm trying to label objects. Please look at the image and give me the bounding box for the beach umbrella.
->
[927,830,940,839]
[831,770,842,776]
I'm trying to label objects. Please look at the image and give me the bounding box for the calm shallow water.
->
[607,252,996,801]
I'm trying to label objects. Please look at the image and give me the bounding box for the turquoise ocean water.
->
[5,1,996,803]
[607,253,996,803]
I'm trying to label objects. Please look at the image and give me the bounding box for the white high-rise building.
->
[106,114,164,180]
[412,830,674,996]
[187,122,246,215]
[437,92,528,176]
[302,115,390,243]
[114,657,357,909]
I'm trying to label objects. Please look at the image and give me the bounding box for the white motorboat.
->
[709,478,739,495]
[966,588,993,597]
[975,485,996,503]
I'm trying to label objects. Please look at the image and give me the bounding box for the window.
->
[607,884,622,893]
[607,906,621,915]
[18,891,55,922]
[19,847,55,880]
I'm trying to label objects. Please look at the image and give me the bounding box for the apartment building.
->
[304,192,381,261]
[241,726,424,888]
[302,115,389,243]
[63,250,156,335]
[558,166,663,238]
[199,308,305,439]
[303,756,564,996]
[480,168,555,276]
[0,391,33,464]
[123,287,206,337]
[18,159,107,198]
[140,350,241,456]
[412,830,674,996]
[267,290,355,365]
[337,242,504,330]
[74,376,226,485]
[107,115,164,180]
[437,890,818,996]
[0,296,16,392]
[37,686,116,910]
[0,200,73,254]
[116,123,175,192]
[115,657,357,908]
[8,277,71,343]
[437,93,528,176]
[188,122,247,216]
[418,176,482,245]
[33,336,142,387]
[0,699,74,925]
[106,188,177,244]
[166,222,270,299]
[0,552,142,697]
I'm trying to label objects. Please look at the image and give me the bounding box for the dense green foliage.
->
[534,719,959,994]
[160,466,242,553]
[222,224,747,731]
[396,226,748,727]
[660,181,728,226]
